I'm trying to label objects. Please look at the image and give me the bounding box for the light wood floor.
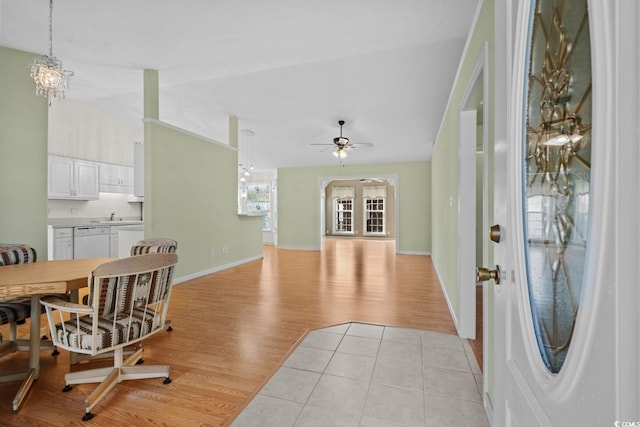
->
[0,239,458,426]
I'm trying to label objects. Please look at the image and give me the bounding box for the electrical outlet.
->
[222,247,229,256]
[71,208,78,216]
[210,248,215,256]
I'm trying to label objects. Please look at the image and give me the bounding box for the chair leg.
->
[83,367,120,419]
[65,346,171,420]
[11,368,35,413]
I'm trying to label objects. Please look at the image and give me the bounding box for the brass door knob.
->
[489,224,502,243]
[476,265,501,285]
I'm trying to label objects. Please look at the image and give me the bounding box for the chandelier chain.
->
[48,0,54,57]
[30,0,73,103]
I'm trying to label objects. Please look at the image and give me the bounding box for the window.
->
[246,183,271,231]
[363,185,387,235]
[364,198,385,234]
[334,198,353,233]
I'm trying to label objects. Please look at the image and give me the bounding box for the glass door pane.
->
[522,0,592,373]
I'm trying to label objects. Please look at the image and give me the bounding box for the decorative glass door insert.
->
[522,0,592,373]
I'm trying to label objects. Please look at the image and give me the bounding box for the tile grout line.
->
[357,324,385,426]
[291,324,354,426]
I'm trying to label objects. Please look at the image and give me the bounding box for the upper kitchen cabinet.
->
[99,163,133,194]
[48,155,99,200]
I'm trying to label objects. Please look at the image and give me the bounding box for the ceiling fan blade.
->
[310,143,335,146]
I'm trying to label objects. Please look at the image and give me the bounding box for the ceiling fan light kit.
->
[332,148,347,159]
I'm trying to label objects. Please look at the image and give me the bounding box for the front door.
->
[491,0,639,425]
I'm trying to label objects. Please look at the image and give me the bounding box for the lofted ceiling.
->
[1,0,479,169]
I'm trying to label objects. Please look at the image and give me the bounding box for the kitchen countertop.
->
[48,218,144,228]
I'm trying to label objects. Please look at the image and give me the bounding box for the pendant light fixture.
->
[30,0,73,104]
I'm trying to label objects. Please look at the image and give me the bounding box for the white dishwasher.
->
[73,226,110,259]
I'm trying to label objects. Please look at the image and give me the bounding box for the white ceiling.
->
[1,0,479,169]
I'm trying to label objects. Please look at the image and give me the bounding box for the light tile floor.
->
[232,323,489,427]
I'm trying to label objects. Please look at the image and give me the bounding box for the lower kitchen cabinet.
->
[53,227,73,260]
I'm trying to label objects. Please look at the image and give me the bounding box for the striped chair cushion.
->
[130,238,177,256]
[0,300,30,326]
[0,245,37,326]
[51,308,161,351]
[0,244,37,265]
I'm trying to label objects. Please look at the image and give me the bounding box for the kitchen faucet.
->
[110,212,115,221]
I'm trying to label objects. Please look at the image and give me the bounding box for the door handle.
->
[476,265,501,285]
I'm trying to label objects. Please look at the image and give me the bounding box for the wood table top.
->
[0,258,113,300]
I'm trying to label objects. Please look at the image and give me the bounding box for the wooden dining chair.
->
[40,253,178,421]
[72,238,178,366]
[0,244,59,412]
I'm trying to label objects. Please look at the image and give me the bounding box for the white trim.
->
[142,118,237,151]
[172,254,263,284]
[457,41,490,341]
[433,0,486,152]
[457,110,477,339]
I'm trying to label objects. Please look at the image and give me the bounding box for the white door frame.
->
[457,42,489,340]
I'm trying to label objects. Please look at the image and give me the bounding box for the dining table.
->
[0,257,112,411]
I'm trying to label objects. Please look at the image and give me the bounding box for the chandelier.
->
[30,0,73,103]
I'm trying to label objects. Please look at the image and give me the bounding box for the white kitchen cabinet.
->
[118,226,144,258]
[53,227,73,260]
[99,163,133,194]
[48,155,99,200]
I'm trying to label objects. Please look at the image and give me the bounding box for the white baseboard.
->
[484,390,494,426]
[173,254,263,284]
[396,250,431,256]
[432,257,461,335]
[275,245,319,251]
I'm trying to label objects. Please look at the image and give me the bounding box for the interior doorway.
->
[319,176,398,251]
[458,43,489,374]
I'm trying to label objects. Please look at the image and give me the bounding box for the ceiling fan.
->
[311,120,373,159]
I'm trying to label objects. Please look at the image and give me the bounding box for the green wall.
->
[278,161,431,253]
[0,46,48,257]
[143,120,263,279]
[431,0,495,396]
